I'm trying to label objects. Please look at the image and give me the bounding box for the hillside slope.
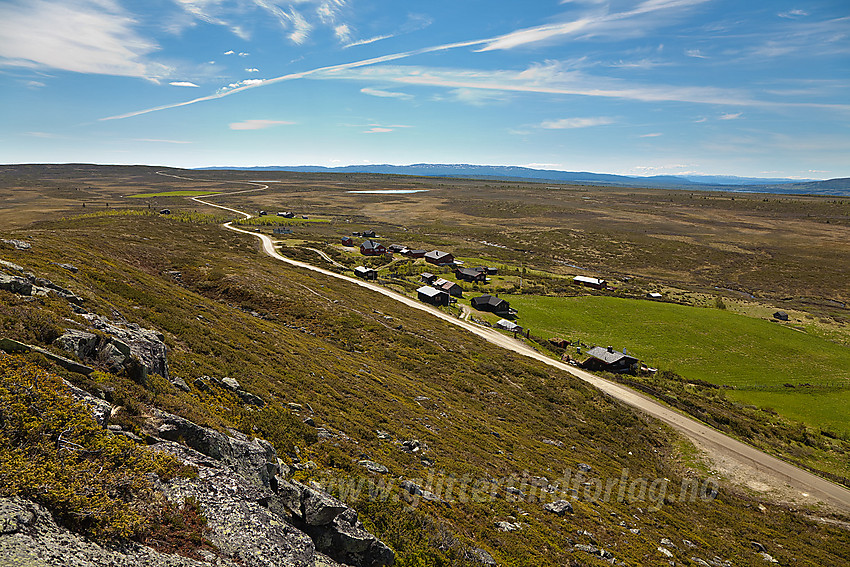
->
[1,211,849,566]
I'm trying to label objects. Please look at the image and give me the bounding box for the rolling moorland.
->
[1,164,849,566]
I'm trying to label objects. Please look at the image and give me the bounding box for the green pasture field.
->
[127,190,220,198]
[506,294,850,433]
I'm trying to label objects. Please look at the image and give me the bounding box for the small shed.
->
[341,236,354,246]
[278,211,295,218]
[360,240,387,256]
[773,311,789,321]
[417,286,449,306]
[432,278,462,297]
[647,292,662,299]
[388,244,406,253]
[420,272,437,284]
[456,267,486,283]
[425,250,455,266]
[573,275,607,290]
[354,266,377,280]
[159,209,171,215]
[581,346,638,374]
[405,249,426,258]
[471,294,510,314]
[361,230,377,238]
[497,319,523,333]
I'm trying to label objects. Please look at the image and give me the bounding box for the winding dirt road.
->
[180,177,850,515]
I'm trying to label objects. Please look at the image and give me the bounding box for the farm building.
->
[360,240,387,256]
[424,250,455,266]
[354,266,377,280]
[405,249,426,258]
[471,294,511,314]
[433,278,463,297]
[341,236,354,246]
[581,346,638,374]
[361,230,377,238]
[456,267,486,283]
[388,244,406,253]
[417,286,450,306]
[474,266,498,275]
[420,272,437,284]
[497,319,522,333]
[573,275,607,290]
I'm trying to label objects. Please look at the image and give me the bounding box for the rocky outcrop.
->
[0,496,243,567]
[0,272,83,303]
[274,479,395,567]
[83,314,170,380]
[53,315,170,381]
[154,442,339,567]
[0,337,94,376]
[1,239,31,250]
[0,400,394,567]
[147,409,279,490]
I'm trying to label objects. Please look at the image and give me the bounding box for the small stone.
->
[658,546,674,558]
[221,376,240,390]
[358,460,388,474]
[543,500,573,515]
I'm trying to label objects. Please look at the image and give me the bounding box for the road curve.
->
[185,184,850,515]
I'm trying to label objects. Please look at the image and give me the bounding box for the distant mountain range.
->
[197,163,850,196]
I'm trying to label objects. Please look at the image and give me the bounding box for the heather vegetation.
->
[0,166,849,565]
[0,354,198,543]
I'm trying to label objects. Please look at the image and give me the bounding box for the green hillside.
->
[1,212,848,566]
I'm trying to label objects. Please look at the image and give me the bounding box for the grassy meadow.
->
[505,294,850,433]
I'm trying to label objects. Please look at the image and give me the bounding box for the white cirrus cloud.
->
[0,0,170,79]
[685,48,707,58]
[719,112,743,120]
[779,9,809,18]
[224,50,235,55]
[170,81,200,87]
[639,132,663,137]
[364,127,393,133]
[540,117,614,129]
[229,119,295,130]
[344,34,395,49]
[245,68,259,72]
[477,0,710,51]
[360,87,412,100]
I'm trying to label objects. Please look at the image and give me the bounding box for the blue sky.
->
[1,0,849,178]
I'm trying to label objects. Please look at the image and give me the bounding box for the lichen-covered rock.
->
[543,499,573,515]
[55,330,99,360]
[0,273,33,296]
[146,409,279,490]
[155,442,339,567]
[0,496,241,567]
[82,314,170,380]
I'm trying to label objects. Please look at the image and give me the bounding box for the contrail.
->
[99,38,487,121]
